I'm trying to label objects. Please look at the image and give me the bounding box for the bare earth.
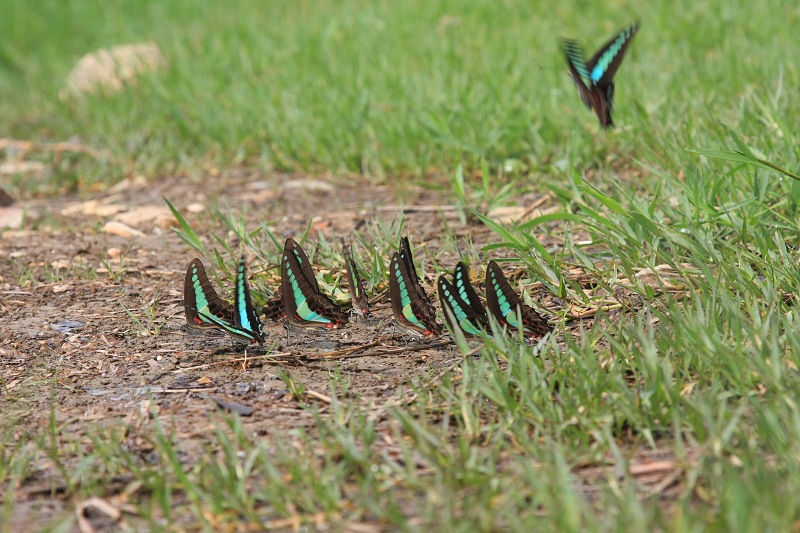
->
[2,171,679,531]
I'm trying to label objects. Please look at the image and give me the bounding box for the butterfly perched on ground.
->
[281,238,349,329]
[182,257,265,345]
[262,286,284,322]
[399,237,437,319]
[389,242,441,337]
[560,21,639,128]
[343,243,370,318]
[437,261,488,337]
[485,261,551,339]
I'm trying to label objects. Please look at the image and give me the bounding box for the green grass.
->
[2,0,798,190]
[4,0,800,530]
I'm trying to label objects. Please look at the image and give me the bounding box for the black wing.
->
[585,21,639,88]
[485,261,551,339]
[183,258,234,329]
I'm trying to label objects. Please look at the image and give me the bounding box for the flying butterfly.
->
[485,261,551,339]
[182,257,265,345]
[560,21,639,128]
[389,248,441,337]
[281,238,349,329]
[343,243,370,318]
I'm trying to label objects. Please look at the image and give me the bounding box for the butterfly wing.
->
[232,258,265,344]
[262,287,284,322]
[586,21,639,87]
[389,252,441,336]
[344,246,370,317]
[453,262,487,320]
[437,275,486,337]
[285,238,320,292]
[485,261,551,339]
[399,237,437,318]
[560,38,595,110]
[592,83,614,128]
[183,258,235,329]
[281,239,349,329]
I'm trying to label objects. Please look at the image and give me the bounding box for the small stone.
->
[250,189,278,203]
[486,206,527,224]
[107,178,132,193]
[52,284,71,294]
[0,161,47,175]
[0,207,24,229]
[2,230,38,240]
[115,205,169,227]
[107,247,122,258]
[102,221,145,238]
[51,259,71,269]
[247,181,269,190]
[154,213,177,229]
[62,200,125,217]
[280,179,335,193]
[186,203,205,213]
[60,42,165,99]
[51,320,85,334]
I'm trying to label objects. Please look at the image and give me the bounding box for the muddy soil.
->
[2,171,571,530]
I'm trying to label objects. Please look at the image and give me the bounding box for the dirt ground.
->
[3,170,582,530]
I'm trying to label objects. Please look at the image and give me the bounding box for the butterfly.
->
[485,261,551,339]
[262,286,284,322]
[560,21,639,129]
[182,257,265,345]
[183,258,234,330]
[452,262,487,323]
[343,244,370,318]
[399,237,437,319]
[437,262,489,338]
[281,238,349,329]
[389,244,441,337]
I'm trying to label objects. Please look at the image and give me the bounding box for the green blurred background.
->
[1,0,797,190]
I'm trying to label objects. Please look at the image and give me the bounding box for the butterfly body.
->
[262,287,284,322]
[281,238,349,329]
[485,261,551,339]
[561,21,639,128]
[389,248,441,337]
[344,245,370,318]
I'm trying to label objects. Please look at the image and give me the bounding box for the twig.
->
[0,138,106,159]
[376,204,458,213]
[519,191,556,221]
[313,340,380,358]
[305,389,333,404]
[306,339,453,361]
[171,352,294,373]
